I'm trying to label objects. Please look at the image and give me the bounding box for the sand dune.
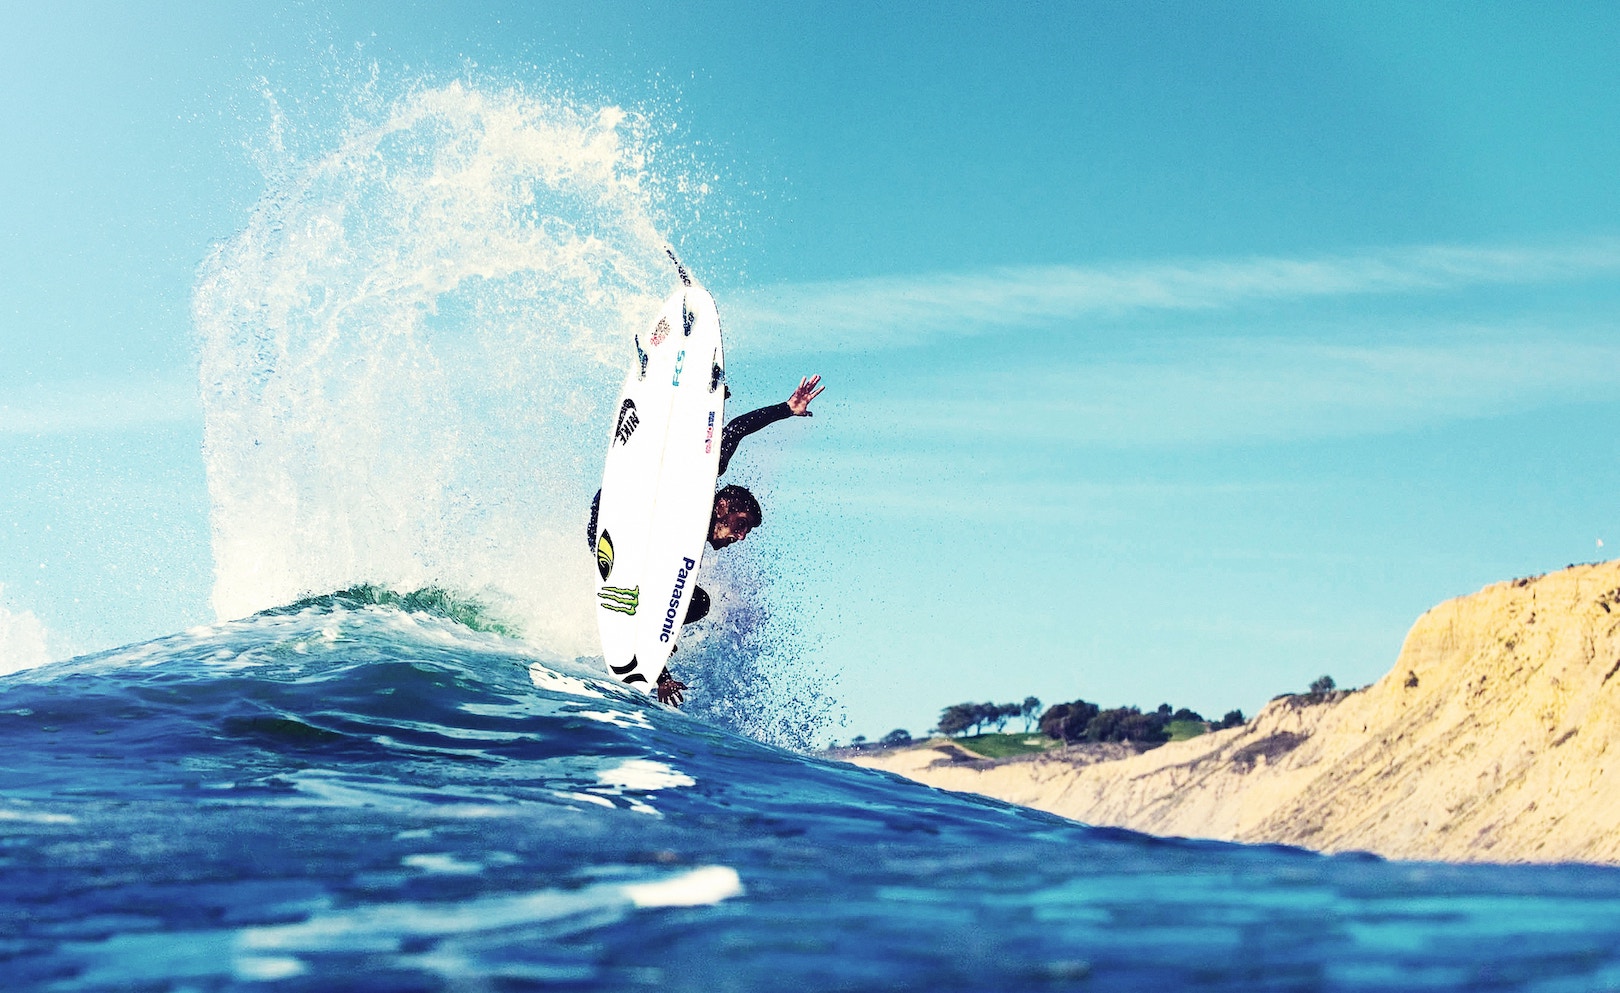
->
[849,561,1620,863]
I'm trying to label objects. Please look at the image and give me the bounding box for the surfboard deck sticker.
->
[594,267,724,694]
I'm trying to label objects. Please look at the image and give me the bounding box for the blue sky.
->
[3,2,1619,741]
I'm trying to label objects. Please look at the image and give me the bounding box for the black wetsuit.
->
[587,402,794,624]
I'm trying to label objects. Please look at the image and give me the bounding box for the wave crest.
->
[255,583,521,637]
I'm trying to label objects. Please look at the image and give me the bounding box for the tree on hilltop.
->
[1040,698,1175,746]
[1039,699,1100,743]
[1020,696,1042,732]
[938,701,1030,737]
[936,703,978,737]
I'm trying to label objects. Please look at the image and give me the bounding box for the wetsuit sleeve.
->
[717,402,794,476]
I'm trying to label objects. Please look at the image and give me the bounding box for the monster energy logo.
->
[598,585,639,615]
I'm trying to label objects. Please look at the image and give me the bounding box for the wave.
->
[9,604,1620,990]
[256,583,522,637]
[191,77,834,743]
[194,81,677,654]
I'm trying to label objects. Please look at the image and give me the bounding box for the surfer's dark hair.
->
[715,484,761,528]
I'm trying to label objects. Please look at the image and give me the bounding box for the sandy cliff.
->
[850,561,1620,863]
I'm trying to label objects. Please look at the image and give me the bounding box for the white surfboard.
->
[593,252,725,694]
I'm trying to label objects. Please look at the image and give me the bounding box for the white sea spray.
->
[194,82,671,656]
[0,584,52,675]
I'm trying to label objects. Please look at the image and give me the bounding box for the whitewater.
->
[8,79,1620,990]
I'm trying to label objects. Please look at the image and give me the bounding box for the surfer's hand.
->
[656,670,687,707]
[786,375,824,416]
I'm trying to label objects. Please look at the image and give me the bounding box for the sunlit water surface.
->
[5,603,1620,992]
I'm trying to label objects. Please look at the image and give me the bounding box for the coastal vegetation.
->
[949,733,1058,759]
[934,699,1044,737]
[842,676,1343,753]
[1035,699,1244,747]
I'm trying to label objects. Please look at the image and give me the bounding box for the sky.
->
[3,1,1619,743]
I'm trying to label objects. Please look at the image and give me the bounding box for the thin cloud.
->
[726,238,1620,352]
[854,336,1620,447]
[0,376,201,435]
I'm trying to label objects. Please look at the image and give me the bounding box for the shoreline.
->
[837,561,1620,866]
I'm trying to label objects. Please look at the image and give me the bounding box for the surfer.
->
[589,375,825,705]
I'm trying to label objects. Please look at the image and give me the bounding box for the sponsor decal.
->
[595,530,615,581]
[682,302,695,336]
[709,354,723,393]
[671,349,686,387]
[704,410,716,454]
[650,317,670,347]
[667,246,691,287]
[658,557,697,642]
[598,585,639,615]
[613,399,639,447]
[635,335,648,379]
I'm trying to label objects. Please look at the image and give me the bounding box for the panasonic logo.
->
[659,557,697,642]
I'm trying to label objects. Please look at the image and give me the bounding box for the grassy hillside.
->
[952,733,1060,759]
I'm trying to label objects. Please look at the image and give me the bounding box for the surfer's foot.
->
[656,668,687,707]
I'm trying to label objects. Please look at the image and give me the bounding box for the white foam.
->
[194,82,680,656]
[233,955,308,981]
[621,866,744,908]
[527,662,607,699]
[576,708,654,730]
[553,790,616,809]
[0,805,76,825]
[596,758,695,792]
[0,584,52,675]
[402,853,483,875]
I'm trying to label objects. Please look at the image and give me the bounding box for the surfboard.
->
[593,250,725,695]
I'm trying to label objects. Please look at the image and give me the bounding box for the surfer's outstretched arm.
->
[716,375,825,475]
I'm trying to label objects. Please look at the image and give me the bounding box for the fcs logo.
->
[671,349,686,386]
[650,317,670,347]
[598,585,638,615]
[613,400,639,447]
[595,530,615,581]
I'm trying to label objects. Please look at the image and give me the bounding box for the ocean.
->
[5,595,1620,991]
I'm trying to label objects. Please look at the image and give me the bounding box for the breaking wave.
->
[193,78,833,745]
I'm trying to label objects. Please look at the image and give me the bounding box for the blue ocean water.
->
[5,597,1620,992]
